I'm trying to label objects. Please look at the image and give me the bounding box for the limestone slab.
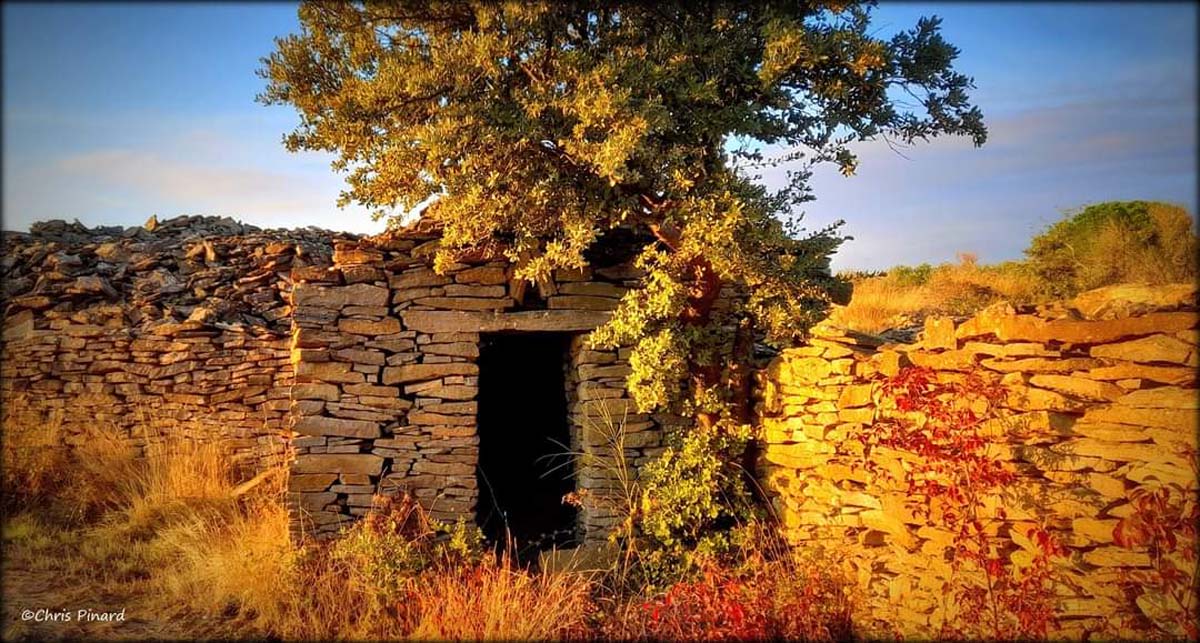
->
[1115,386,1199,409]
[294,415,382,438]
[338,318,402,335]
[293,283,388,309]
[401,310,610,333]
[1091,334,1194,365]
[293,453,384,475]
[382,362,478,384]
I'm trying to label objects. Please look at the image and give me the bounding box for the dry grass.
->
[1,396,69,516]
[409,561,593,640]
[1,405,596,641]
[2,401,852,641]
[833,256,1043,334]
[255,495,594,641]
[149,479,296,633]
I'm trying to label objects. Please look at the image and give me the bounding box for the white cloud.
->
[775,88,1198,271]
[3,124,389,234]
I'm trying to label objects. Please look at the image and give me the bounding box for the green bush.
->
[1025,201,1198,297]
[631,424,757,590]
[329,494,483,600]
[836,269,887,281]
[888,263,934,287]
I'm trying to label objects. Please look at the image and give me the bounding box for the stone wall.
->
[755,283,1198,638]
[1,216,343,472]
[1,323,293,471]
[1,215,679,545]
[286,229,678,540]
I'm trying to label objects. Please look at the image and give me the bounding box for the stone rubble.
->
[2,215,354,336]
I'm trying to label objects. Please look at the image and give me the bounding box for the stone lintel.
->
[402,310,611,333]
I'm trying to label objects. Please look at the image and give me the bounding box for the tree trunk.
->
[680,254,723,429]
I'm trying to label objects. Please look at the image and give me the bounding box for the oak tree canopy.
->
[261,1,986,423]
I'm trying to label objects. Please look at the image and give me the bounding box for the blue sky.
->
[3,2,1196,270]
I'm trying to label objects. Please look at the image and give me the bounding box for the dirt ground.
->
[1,564,217,641]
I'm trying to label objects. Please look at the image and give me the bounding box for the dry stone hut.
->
[285,221,689,545]
[6,216,1198,636]
[0,216,683,548]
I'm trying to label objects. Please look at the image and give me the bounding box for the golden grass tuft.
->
[2,400,852,641]
[1,396,69,515]
[409,560,593,640]
[833,256,1043,334]
[149,478,296,633]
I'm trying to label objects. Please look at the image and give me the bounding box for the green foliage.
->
[1025,200,1199,297]
[262,1,986,416]
[889,262,934,287]
[836,268,886,281]
[330,519,426,598]
[329,495,484,599]
[631,424,757,588]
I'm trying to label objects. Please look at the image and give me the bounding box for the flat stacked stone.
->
[1,216,700,553]
[755,282,1198,639]
[285,230,667,539]
[1,322,293,473]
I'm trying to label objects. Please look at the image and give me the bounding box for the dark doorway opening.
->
[476,333,578,558]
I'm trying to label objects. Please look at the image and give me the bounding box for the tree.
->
[1025,201,1198,298]
[260,1,986,426]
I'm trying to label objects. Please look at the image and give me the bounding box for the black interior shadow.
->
[475,333,578,562]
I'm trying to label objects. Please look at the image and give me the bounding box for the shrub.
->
[889,262,935,287]
[1110,448,1200,640]
[836,269,886,281]
[854,366,1066,640]
[329,494,484,597]
[604,525,855,641]
[632,423,758,589]
[1025,200,1198,297]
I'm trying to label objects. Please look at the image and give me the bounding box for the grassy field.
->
[830,255,1043,334]
[832,201,1198,335]
[1,399,853,641]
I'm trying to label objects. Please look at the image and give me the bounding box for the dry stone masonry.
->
[5,214,1197,633]
[1,216,672,545]
[285,225,677,540]
[1,216,350,470]
[756,282,1198,639]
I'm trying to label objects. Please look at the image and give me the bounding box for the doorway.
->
[475,333,578,556]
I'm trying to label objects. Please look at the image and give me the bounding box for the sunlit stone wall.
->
[756,283,1197,639]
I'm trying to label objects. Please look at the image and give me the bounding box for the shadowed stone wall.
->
[0,216,341,471]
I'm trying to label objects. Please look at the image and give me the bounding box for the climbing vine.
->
[855,366,1065,639]
[1111,446,1200,639]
